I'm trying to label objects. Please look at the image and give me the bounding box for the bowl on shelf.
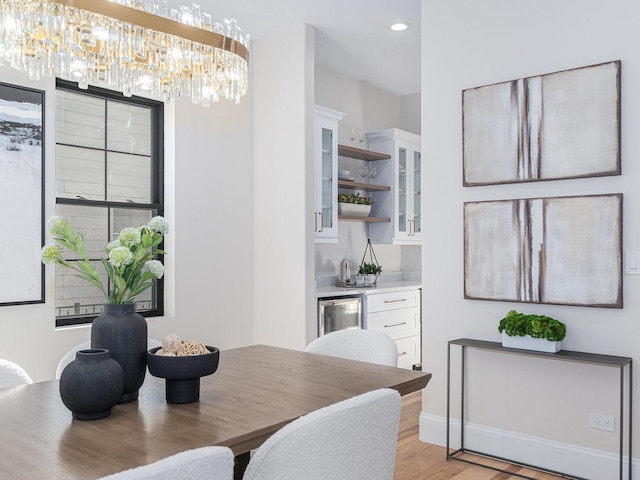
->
[147,346,220,404]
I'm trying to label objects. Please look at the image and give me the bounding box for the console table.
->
[447,338,632,480]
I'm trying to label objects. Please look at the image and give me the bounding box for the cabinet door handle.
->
[398,351,408,356]
[384,298,407,304]
[384,321,407,328]
[317,212,323,232]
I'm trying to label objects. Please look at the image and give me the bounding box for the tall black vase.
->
[91,303,147,403]
[59,349,124,420]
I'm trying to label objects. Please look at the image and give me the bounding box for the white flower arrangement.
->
[41,215,168,305]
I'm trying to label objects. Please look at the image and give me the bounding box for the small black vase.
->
[91,303,148,403]
[59,349,124,420]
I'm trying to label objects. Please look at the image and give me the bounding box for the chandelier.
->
[0,0,250,106]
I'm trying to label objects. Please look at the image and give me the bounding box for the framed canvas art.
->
[464,193,622,308]
[0,82,45,305]
[463,61,620,186]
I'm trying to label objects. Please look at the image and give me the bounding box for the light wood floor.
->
[394,392,565,480]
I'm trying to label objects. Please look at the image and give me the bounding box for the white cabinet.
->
[364,289,421,369]
[366,129,422,245]
[314,106,345,243]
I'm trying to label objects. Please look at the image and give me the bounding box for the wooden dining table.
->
[0,344,431,479]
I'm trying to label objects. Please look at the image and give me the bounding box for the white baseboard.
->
[419,413,636,480]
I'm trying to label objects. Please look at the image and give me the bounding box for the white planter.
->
[501,332,561,353]
[338,203,372,217]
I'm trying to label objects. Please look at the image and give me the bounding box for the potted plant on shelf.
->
[338,192,374,217]
[498,310,567,353]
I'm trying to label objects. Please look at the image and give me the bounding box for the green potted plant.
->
[358,262,382,275]
[357,262,382,287]
[338,193,374,217]
[357,238,383,287]
[498,310,567,353]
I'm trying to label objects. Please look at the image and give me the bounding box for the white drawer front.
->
[366,308,420,340]
[396,335,421,369]
[366,289,421,313]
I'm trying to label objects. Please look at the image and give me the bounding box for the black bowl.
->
[147,346,219,404]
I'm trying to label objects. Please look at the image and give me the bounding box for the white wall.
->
[314,66,421,278]
[401,92,421,134]
[252,24,316,348]
[421,0,640,474]
[168,87,254,349]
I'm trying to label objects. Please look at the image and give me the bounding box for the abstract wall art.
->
[0,82,45,305]
[463,61,620,186]
[464,194,622,308]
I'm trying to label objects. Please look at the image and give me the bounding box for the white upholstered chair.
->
[56,338,162,379]
[304,328,399,367]
[97,446,234,480]
[0,359,33,389]
[243,388,401,480]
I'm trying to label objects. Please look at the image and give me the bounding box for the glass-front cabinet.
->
[314,105,345,243]
[367,129,422,245]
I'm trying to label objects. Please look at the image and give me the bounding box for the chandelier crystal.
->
[0,0,250,106]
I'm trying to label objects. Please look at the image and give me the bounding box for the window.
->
[54,80,164,327]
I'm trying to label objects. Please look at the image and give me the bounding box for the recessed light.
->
[390,22,411,31]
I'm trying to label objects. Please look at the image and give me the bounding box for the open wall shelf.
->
[338,180,390,192]
[338,144,391,161]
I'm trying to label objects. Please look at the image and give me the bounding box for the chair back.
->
[57,338,162,379]
[97,446,234,480]
[0,359,33,389]
[243,388,401,480]
[305,329,398,367]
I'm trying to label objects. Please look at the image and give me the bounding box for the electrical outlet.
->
[589,413,615,432]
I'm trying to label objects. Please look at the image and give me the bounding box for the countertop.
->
[315,273,421,298]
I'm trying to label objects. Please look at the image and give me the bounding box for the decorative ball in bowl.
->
[147,345,220,404]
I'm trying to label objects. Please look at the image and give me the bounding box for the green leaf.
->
[140,229,153,248]
[140,271,156,282]
[101,258,114,279]
[127,282,152,299]
[114,275,127,292]
[61,223,76,240]
[75,233,87,259]
[77,260,99,280]
[150,235,163,247]
[55,237,76,251]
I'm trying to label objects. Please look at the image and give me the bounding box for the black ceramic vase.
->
[91,303,148,403]
[59,349,124,420]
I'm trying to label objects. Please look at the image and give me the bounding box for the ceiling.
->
[167,0,421,96]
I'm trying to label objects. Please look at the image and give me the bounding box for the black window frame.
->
[54,79,165,327]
